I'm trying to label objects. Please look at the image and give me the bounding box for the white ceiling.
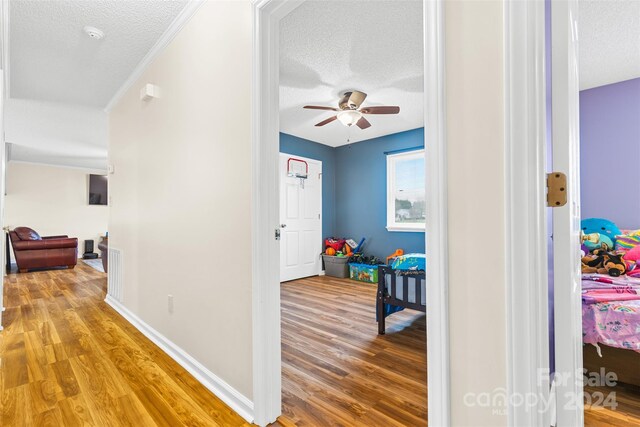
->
[279,0,424,147]
[6,0,188,170]
[5,99,108,171]
[9,0,188,108]
[579,0,640,90]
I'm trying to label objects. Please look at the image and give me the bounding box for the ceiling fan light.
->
[337,110,362,126]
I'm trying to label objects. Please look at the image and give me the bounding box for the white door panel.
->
[280,154,322,282]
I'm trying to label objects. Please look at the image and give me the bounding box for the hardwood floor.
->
[4,265,634,426]
[0,263,250,427]
[276,275,427,426]
[585,383,640,426]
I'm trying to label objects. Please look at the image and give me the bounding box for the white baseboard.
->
[104,295,254,423]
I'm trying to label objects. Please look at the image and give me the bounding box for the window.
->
[386,149,425,232]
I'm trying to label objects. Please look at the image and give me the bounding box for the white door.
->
[279,154,322,282]
[551,0,583,424]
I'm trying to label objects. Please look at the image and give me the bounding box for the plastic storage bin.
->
[349,263,380,283]
[322,255,349,278]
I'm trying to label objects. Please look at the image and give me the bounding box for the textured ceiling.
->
[279,0,423,147]
[9,0,188,108]
[579,0,640,90]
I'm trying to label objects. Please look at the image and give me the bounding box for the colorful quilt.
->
[582,274,640,352]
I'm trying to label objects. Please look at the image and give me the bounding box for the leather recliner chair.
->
[9,227,78,273]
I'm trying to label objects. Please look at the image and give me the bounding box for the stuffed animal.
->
[581,218,621,246]
[582,248,627,277]
[581,231,614,251]
[601,253,626,277]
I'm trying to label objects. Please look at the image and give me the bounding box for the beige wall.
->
[446,0,508,425]
[109,0,511,420]
[108,1,253,400]
[5,162,108,261]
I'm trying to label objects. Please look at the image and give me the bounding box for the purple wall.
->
[580,78,640,230]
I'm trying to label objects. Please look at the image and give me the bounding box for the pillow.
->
[624,245,640,262]
[14,227,41,241]
[615,235,640,251]
[391,253,426,271]
[581,218,621,244]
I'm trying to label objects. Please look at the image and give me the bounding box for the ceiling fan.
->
[303,91,400,129]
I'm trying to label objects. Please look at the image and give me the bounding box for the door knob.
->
[280,224,287,228]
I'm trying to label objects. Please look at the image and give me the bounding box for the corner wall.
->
[4,162,108,262]
[108,0,253,403]
[580,77,640,229]
[335,128,425,259]
[280,129,426,259]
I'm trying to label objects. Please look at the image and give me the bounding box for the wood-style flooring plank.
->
[1,263,250,427]
[276,276,428,426]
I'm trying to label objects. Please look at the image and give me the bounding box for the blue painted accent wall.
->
[280,128,426,260]
[335,128,425,259]
[280,133,336,239]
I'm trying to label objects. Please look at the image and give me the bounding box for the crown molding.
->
[104,0,205,113]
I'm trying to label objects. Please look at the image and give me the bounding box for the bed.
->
[376,257,426,334]
[582,274,640,386]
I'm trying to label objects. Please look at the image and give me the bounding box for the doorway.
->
[251,0,449,425]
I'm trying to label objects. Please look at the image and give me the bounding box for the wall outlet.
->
[168,294,174,313]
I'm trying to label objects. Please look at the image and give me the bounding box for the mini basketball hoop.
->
[287,158,308,188]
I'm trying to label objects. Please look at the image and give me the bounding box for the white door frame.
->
[279,152,323,280]
[504,0,551,424]
[251,0,450,425]
[504,0,582,424]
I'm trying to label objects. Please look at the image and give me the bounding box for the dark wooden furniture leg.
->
[377,286,386,335]
[5,232,10,273]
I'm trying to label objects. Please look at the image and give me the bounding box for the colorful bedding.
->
[582,274,640,352]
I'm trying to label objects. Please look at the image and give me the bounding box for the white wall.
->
[5,162,109,261]
[445,1,508,425]
[108,0,253,401]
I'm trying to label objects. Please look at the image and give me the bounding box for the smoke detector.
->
[83,26,104,40]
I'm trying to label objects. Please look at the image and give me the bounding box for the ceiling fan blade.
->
[356,116,371,129]
[304,105,338,111]
[315,116,338,126]
[360,106,400,114]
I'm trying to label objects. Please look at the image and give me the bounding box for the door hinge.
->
[547,172,567,207]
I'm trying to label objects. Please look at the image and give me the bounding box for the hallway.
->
[0,264,249,426]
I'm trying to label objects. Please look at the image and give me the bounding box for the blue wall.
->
[334,128,425,259]
[280,133,336,238]
[280,128,425,260]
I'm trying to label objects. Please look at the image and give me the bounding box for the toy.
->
[581,231,614,251]
[325,238,346,252]
[602,253,626,277]
[354,238,366,253]
[582,249,627,277]
[386,249,404,264]
[326,247,336,256]
[581,218,621,245]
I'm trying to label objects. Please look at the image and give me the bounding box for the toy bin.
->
[322,255,349,278]
[349,263,379,283]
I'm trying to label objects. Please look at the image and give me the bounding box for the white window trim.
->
[386,149,426,233]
